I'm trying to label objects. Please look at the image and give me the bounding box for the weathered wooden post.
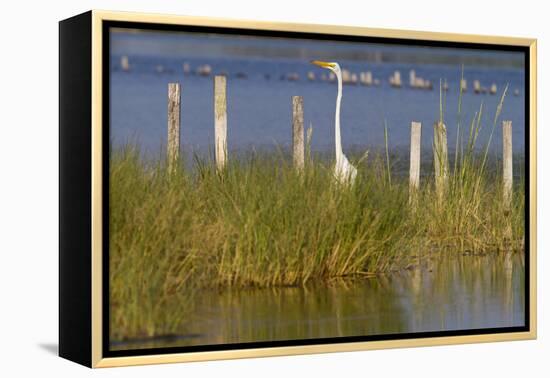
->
[503,120,513,209]
[473,80,481,94]
[306,123,313,166]
[503,120,513,243]
[167,83,181,173]
[214,75,228,170]
[433,122,448,201]
[409,122,422,204]
[292,96,305,170]
[460,78,468,92]
[120,55,130,72]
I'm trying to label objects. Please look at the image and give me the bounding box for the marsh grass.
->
[110,146,524,340]
[109,83,524,341]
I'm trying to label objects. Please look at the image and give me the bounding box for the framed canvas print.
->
[59,10,537,368]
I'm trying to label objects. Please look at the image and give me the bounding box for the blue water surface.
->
[110,31,526,158]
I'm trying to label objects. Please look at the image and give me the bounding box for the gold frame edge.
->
[91,10,104,368]
[528,40,537,339]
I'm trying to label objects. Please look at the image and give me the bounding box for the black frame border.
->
[59,11,94,367]
[101,20,531,359]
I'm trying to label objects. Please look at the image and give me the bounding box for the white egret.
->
[311,60,357,185]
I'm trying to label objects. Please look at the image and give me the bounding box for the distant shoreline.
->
[111,29,525,69]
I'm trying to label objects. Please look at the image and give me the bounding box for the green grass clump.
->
[110,143,523,341]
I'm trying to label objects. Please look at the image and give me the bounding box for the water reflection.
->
[111,252,524,350]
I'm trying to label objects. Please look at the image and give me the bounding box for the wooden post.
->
[120,55,130,71]
[503,120,513,244]
[214,75,228,170]
[292,96,304,170]
[167,83,181,173]
[306,123,313,165]
[433,122,448,200]
[460,79,467,92]
[409,122,422,203]
[503,120,513,209]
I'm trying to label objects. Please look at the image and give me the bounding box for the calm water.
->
[110,55,526,158]
[111,252,525,350]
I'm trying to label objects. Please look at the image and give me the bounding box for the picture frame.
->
[59,10,537,368]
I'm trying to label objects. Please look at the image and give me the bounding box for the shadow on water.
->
[111,251,524,351]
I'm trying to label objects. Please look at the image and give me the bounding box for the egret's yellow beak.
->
[311,60,335,69]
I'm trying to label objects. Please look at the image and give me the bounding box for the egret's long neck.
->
[335,71,344,160]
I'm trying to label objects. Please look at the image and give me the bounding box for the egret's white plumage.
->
[311,61,357,185]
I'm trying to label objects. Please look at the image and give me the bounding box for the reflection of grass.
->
[110,140,524,340]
